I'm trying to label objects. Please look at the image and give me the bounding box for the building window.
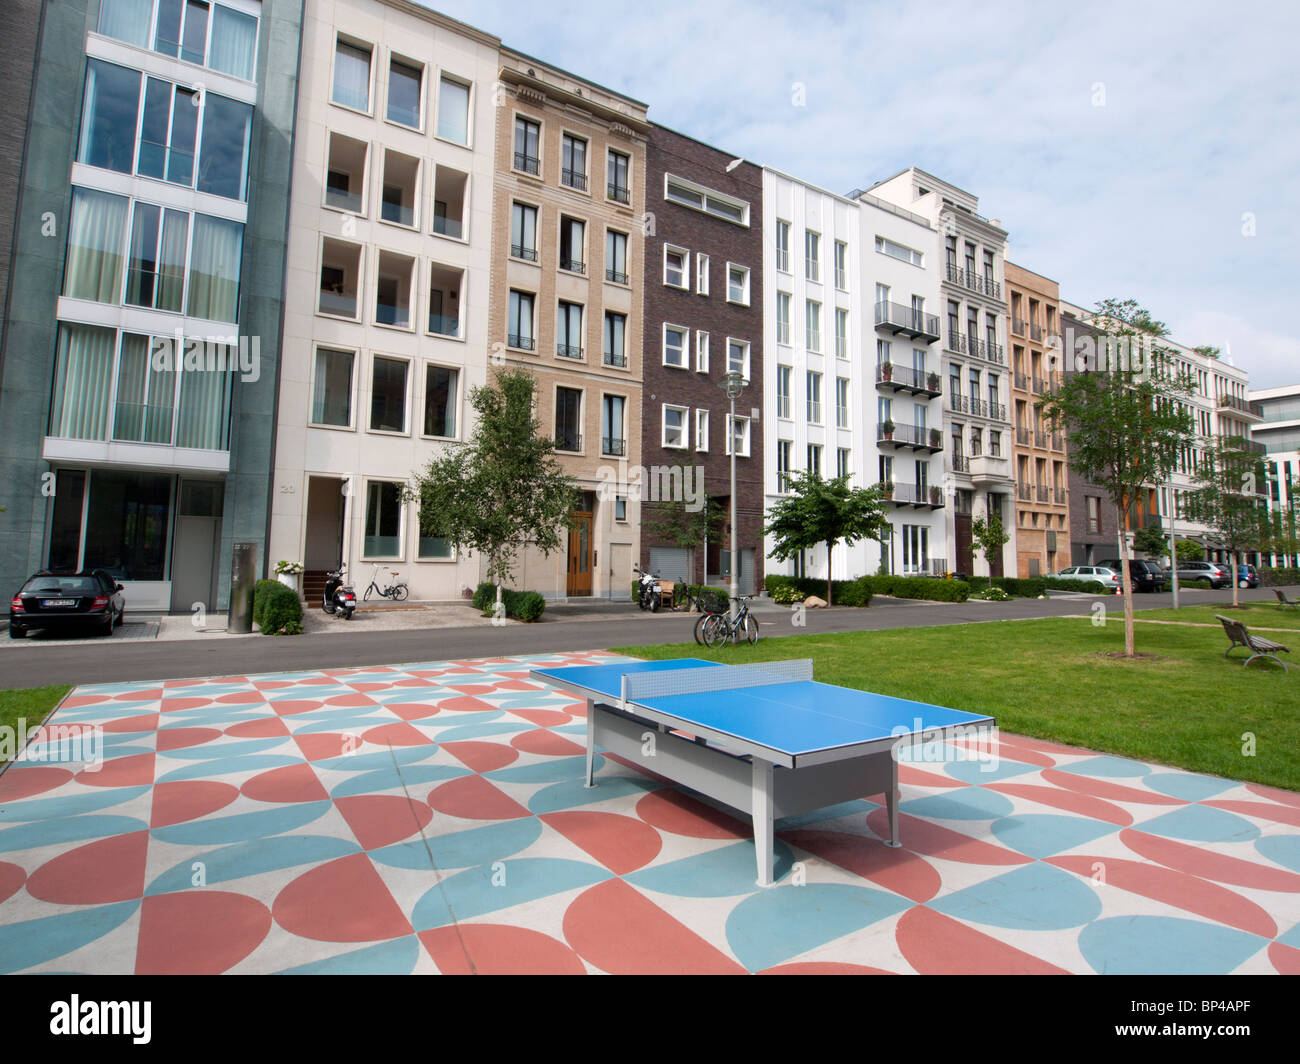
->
[836,308,849,359]
[311,348,354,428]
[432,165,468,239]
[364,481,403,558]
[556,301,584,359]
[776,219,791,272]
[836,377,849,428]
[664,176,748,224]
[663,325,687,368]
[837,447,850,478]
[614,496,627,521]
[63,188,129,305]
[901,525,929,574]
[375,251,414,328]
[559,215,586,274]
[332,38,372,112]
[1086,495,1101,534]
[805,230,820,282]
[695,253,710,295]
[319,238,361,320]
[777,439,792,491]
[417,496,452,560]
[727,338,750,380]
[508,290,535,350]
[663,404,688,448]
[807,443,822,476]
[875,235,923,267]
[369,356,408,433]
[325,132,366,213]
[561,133,588,190]
[555,387,582,451]
[726,415,751,457]
[423,365,458,438]
[511,202,538,261]
[695,330,710,373]
[607,149,630,203]
[727,264,750,304]
[834,240,848,289]
[776,365,791,419]
[602,394,626,456]
[387,57,422,128]
[513,116,540,175]
[99,0,260,80]
[695,408,709,452]
[807,370,822,423]
[604,312,627,367]
[380,149,419,228]
[436,76,470,144]
[663,246,688,288]
[806,299,821,352]
[427,263,463,338]
[605,229,628,283]
[777,292,791,345]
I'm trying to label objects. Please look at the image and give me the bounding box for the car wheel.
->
[114,605,124,627]
[8,624,24,639]
[102,612,114,637]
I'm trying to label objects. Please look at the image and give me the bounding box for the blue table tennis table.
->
[531,658,997,886]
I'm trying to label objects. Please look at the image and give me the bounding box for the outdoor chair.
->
[1215,614,1290,672]
[1274,588,1300,612]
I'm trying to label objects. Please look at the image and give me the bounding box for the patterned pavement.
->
[1,650,1298,975]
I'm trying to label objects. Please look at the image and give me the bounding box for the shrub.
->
[513,591,546,622]
[256,579,303,635]
[473,582,546,621]
[1258,567,1300,587]
[763,574,872,606]
[867,575,969,602]
[974,586,1011,601]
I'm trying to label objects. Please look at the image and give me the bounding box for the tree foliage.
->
[762,471,890,605]
[644,491,728,554]
[1132,523,1170,559]
[407,368,578,606]
[971,513,1010,569]
[1183,436,1271,606]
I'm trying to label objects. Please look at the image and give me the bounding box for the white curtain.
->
[187,214,243,322]
[209,6,258,80]
[176,347,232,449]
[437,78,469,144]
[51,324,116,440]
[333,41,371,111]
[64,187,128,302]
[114,334,176,443]
[158,209,189,312]
[97,0,152,47]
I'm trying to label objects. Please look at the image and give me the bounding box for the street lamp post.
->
[721,371,748,619]
[1167,478,1180,609]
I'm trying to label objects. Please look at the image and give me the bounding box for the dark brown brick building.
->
[640,126,764,591]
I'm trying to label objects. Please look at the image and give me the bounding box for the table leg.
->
[752,758,775,887]
[584,698,596,788]
[885,754,901,847]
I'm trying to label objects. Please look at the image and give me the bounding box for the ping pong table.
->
[531,658,996,886]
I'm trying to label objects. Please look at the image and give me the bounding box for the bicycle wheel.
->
[363,584,374,601]
[393,584,409,601]
[740,614,759,644]
[700,614,729,649]
[693,612,715,645]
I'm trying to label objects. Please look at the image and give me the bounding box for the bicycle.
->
[682,589,727,645]
[362,563,410,601]
[700,595,759,647]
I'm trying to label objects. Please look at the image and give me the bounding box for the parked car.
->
[1099,559,1166,593]
[1237,564,1258,589]
[1170,560,1232,589]
[1052,565,1122,591]
[9,569,125,639]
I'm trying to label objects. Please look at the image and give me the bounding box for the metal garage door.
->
[649,547,691,585]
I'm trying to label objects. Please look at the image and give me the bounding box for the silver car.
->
[1053,565,1122,590]
[1171,561,1231,589]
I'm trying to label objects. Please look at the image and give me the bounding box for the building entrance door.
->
[567,511,592,596]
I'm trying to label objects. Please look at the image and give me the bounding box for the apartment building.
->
[1005,263,1069,577]
[640,126,763,593]
[488,47,649,598]
[1250,384,1300,567]
[850,187,946,575]
[762,169,870,582]
[0,0,301,611]
[869,168,1014,577]
[268,0,498,602]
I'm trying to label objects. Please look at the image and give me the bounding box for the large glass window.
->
[136,79,197,184]
[604,311,626,367]
[508,290,535,349]
[418,495,451,559]
[605,229,628,283]
[187,214,243,322]
[209,4,257,79]
[125,202,189,313]
[333,38,372,111]
[602,395,625,456]
[387,58,422,128]
[63,188,129,304]
[364,481,402,558]
[82,470,173,580]
[176,354,232,449]
[437,77,470,144]
[514,117,540,174]
[311,348,354,427]
[370,357,408,433]
[423,365,458,438]
[114,333,176,443]
[197,94,252,200]
[555,387,582,451]
[51,323,117,440]
[98,0,153,47]
[78,60,142,174]
[511,202,537,260]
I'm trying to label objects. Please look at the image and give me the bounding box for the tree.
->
[762,471,890,605]
[643,492,727,582]
[1193,345,1221,361]
[971,512,1010,573]
[1036,298,1195,656]
[1175,538,1205,564]
[408,368,578,616]
[1133,523,1170,560]
[1183,436,1270,607]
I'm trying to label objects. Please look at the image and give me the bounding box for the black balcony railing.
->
[608,183,630,204]
[1015,427,1030,445]
[952,454,970,473]
[876,363,942,394]
[560,258,586,275]
[986,342,1005,365]
[556,343,583,360]
[948,332,967,354]
[602,437,626,457]
[603,350,627,368]
[514,152,540,175]
[1017,481,1032,501]
[1029,323,1043,342]
[554,432,582,452]
[508,333,535,351]
[561,168,588,191]
[1036,485,1050,502]
[874,300,940,341]
[1014,371,1029,391]
[950,393,969,415]
[511,243,538,262]
[605,268,628,284]
[878,422,943,451]
[1012,317,1026,336]
[989,401,1007,421]
[1031,376,1047,393]
[1217,394,1265,418]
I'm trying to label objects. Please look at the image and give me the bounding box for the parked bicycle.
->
[363,563,410,602]
[681,589,728,645]
[700,595,759,647]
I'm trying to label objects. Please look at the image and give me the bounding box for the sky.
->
[428,0,1300,389]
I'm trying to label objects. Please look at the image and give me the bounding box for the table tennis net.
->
[622,659,814,702]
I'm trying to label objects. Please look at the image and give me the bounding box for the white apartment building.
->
[1250,384,1300,566]
[269,0,499,601]
[869,168,1015,577]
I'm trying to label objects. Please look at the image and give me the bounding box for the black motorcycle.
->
[323,566,357,619]
[633,565,662,612]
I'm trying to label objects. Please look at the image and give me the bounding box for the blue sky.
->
[429,0,1300,388]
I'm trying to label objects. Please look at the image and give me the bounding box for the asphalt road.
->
[0,586,1282,690]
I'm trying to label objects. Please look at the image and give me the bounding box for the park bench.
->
[1274,588,1300,612]
[1215,614,1290,672]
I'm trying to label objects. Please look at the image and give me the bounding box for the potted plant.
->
[929,427,941,448]
[274,560,305,595]
[879,480,895,499]
[880,362,893,382]
[882,419,895,440]
[930,485,942,505]
[928,372,940,391]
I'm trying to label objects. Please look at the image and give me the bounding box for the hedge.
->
[865,575,970,602]
[964,575,1114,596]
[254,579,303,635]
[472,582,546,622]
[1259,567,1300,587]
[762,575,873,607]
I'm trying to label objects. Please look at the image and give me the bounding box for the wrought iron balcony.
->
[1035,430,1047,448]
[951,454,970,473]
[605,268,628,284]
[561,168,588,191]
[1029,323,1043,342]
[1012,317,1026,336]
[1054,488,1067,504]
[511,243,538,262]
[986,342,1005,365]
[948,332,967,354]
[603,350,627,368]
[1052,433,1064,451]
[876,362,942,396]
[602,436,626,457]
[1014,371,1029,391]
[946,264,964,286]
[1032,376,1047,393]
[874,300,941,342]
[1017,481,1032,501]
[560,258,586,275]
[1015,427,1031,445]
[556,343,584,360]
[1036,484,1050,501]
[554,431,582,452]
[508,333,535,351]
[608,183,630,204]
[514,152,540,175]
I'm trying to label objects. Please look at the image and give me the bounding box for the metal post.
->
[720,371,748,622]
[1167,480,1179,609]
[229,541,257,633]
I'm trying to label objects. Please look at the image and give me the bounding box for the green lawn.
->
[0,686,72,766]
[614,617,1300,791]
[1133,603,1300,632]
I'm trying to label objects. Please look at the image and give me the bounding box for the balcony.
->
[508,333,536,351]
[1034,430,1047,448]
[875,300,941,343]
[1052,433,1064,451]
[1218,394,1265,420]
[1054,488,1067,504]
[877,422,943,453]
[945,264,964,287]
[968,453,1012,485]
[514,152,540,175]
[1036,484,1050,502]
[554,432,582,452]
[561,168,588,192]
[608,183,630,205]
[1017,481,1032,501]
[511,243,538,262]
[1012,317,1026,337]
[1015,427,1030,446]
[1032,376,1047,393]
[560,258,586,276]
[947,332,967,354]
[876,362,942,397]
[556,343,584,360]
[1029,323,1043,342]
[951,454,970,474]
[602,436,626,457]
[986,342,1006,365]
[881,481,945,509]
[1013,371,1029,391]
[603,349,627,368]
[428,313,459,338]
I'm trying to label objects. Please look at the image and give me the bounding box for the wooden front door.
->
[567,511,592,596]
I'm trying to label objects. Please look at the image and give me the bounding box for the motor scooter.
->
[632,565,662,612]
[323,566,357,619]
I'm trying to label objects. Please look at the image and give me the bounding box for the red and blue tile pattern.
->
[1,651,1297,974]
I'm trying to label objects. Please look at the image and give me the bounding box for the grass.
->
[614,616,1300,791]
[0,686,72,766]
[1132,603,1300,632]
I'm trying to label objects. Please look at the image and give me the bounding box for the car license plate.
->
[43,599,77,607]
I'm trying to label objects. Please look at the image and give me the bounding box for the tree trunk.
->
[826,542,833,606]
[1118,503,1135,656]
[1232,549,1240,608]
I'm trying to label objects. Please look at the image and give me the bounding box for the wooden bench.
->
[1215,615,1290,672]
[1274,589,1300,612]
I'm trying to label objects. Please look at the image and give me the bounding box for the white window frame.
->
[726,337,751,381]
[662,403,689,449]
[836,377,850,429]
[361,478,406,560]
[696,253,710,295]
[367,352,411,436]
[805,230,820,282]
[663,323,688,368]
[776,219,791,273]
[726,262,750,306]
[726,414,751,457]
[695,330,710,373]
[776,291,791,346]
[806,299,822,353]
[836,307,849,359]
[776,365,792,420]
[663,244,689,288]
[695,409,709,452]
[807,370,822,424]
